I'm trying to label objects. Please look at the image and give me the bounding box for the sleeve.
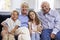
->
[2,18,9,25]
[16,20,21,27]
[52,11,60,34]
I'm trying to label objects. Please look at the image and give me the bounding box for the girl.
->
[28,10,43,40]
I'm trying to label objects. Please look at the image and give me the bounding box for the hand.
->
[9,32,14,35]
[15,25,18,29]
[51,33,56,39]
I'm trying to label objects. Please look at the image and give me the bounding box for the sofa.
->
[0,15,10,40]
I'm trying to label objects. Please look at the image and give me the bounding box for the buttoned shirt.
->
[38,9,60,34]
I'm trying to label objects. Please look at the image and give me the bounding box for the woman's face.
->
[21,5,28,14]
[29,12,35,20]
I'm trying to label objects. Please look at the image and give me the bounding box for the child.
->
[28,10,43,40]
[1,10,20,40]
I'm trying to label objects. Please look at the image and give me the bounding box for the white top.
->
[32,23,37,32]
[31,23,41,34]
[3,18,21,32]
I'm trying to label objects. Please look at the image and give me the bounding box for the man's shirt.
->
[38,9,60,34]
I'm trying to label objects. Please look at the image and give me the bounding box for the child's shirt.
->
[32,23,41,33]
[29,22,42,34]
[32,23,37,32]
[3,18,21,32]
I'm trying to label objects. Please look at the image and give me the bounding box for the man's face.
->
[21,5,28,14]
[41,3,50,13]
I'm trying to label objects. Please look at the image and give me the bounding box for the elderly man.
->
[16,2,31,40]
[38,1,60,40]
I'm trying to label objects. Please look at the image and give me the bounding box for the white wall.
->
[11,0,35,9]
[10,0,60,13]
[0,0,60,15]
[0,0,60,11]
[11,0,22,10]
[0,0,36,15]
[54,0,60,8]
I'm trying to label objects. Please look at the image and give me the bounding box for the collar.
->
[41,9,52,15]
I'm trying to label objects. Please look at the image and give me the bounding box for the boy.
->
[1,10,20,40]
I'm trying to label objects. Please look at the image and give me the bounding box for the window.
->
[0,0,11,11]
[35,0,54,11]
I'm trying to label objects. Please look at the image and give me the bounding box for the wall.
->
[54,0,60,8]
[0,0,60,15]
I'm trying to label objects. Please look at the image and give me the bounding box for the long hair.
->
[28,10,40,25]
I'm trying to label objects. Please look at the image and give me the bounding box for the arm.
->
[28,22,32,34]
[10,25,18,34]
[10,20,21,34]
[51,11,60,39]
[37,23,43,32]
[1,21,8,31]
[52,11,60,35]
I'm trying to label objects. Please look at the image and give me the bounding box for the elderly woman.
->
[15,2,31,40]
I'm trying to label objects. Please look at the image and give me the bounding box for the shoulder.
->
[6,18,10,20]
[37,10,43,16]
[15,19,21,25]
[38,10,42,14]
[49,9,59,16]
[5,18,11,21]
[18,15,23,19]
[18,14,22,17]
[3,18,11,24]
[16,19,21,23]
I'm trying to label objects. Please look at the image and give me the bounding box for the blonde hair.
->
[21,2,29,8]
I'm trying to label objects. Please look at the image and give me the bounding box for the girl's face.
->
[11,12,18,21]
[29,12,35,20]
